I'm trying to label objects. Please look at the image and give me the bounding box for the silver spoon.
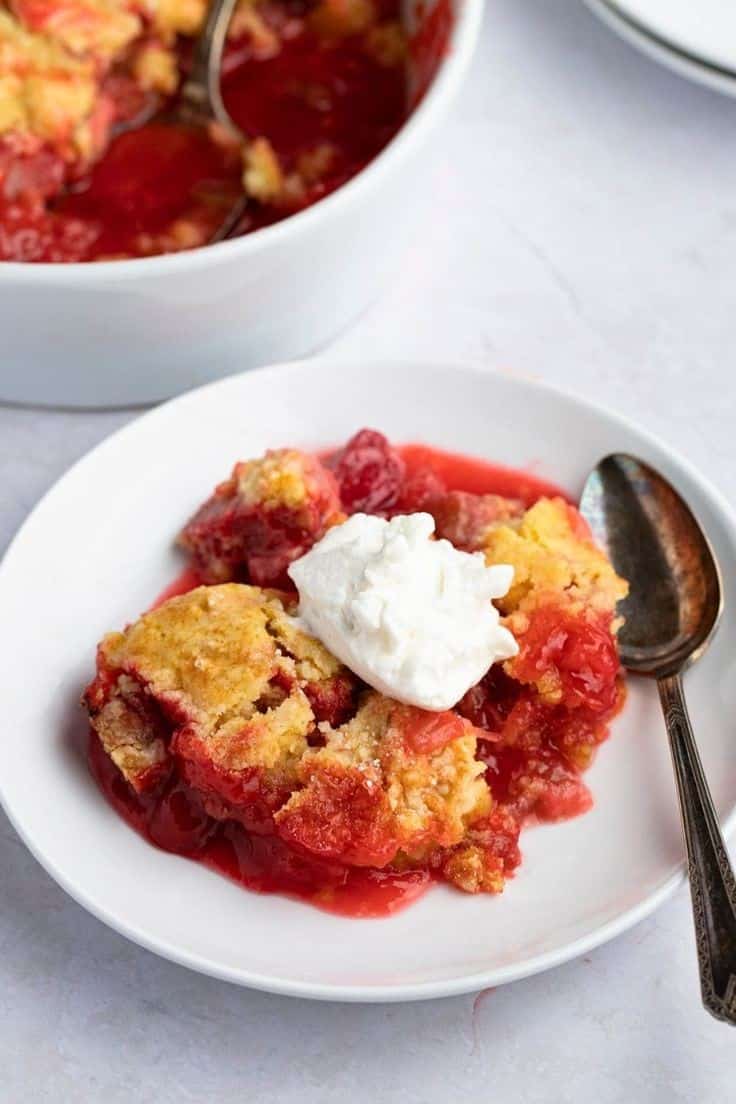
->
[580,453,736,1024]
[169,0,248,242]
[68,0,247,240]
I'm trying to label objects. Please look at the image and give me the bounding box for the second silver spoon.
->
[173,0,248,242]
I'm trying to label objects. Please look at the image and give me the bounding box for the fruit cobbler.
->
[84,429,629,917]
[0,0,430,261]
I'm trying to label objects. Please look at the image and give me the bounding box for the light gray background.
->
[1,1,735,1099]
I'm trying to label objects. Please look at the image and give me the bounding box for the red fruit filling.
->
[87,432,626,917]
[330,428,407,514]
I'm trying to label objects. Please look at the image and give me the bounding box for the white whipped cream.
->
[287,512,518,711]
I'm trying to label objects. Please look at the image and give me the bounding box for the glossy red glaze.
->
[479,741,593,821]
[403,708,467,754]
[89,730,430,917]
[55,124,243,258]
[222,26,405,193]
[512,606,621,715]
[399,444,569,505]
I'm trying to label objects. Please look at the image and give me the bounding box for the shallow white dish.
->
[603,0,736,74]
[1,360,735,1003]
[0,1,482,408]
[585,0,736,98]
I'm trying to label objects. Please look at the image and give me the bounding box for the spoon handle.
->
[179,0,240,129]
[659,672,736,1024]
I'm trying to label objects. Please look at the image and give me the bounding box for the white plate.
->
[604,0,736,74]
[585,0,736,98]
[1,361,735,1002]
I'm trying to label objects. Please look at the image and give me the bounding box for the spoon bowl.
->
[580,453,723,676]
[170,0,248,243]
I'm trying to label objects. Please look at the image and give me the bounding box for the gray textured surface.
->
[1,1,735,1099]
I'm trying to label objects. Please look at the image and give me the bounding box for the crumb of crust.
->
[0,11,98,156]
[84,584,355,809]
[207,119,243,153]
[295,143,335,185]
[228,0,281,56]
[307,0,376,38]
[164,216,212,250]
[433,807,522,894]
[132,214,214,256]
[275,692,491,867]
[243,136,284,204]
[152,0,208,39]
[363,21,406,67]
[440,844,506,894]
[234,448,338,512]
[10,0,142,63]
[483,497,629,618]
[130,39,179,94]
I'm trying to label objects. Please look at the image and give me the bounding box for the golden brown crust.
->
[84,584,353,812]
[482,497,629,618]
[275,693,491,867]
[436,807,522,894]
[0,11,99,158]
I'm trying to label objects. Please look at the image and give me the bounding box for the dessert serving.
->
[84,428,629,917]
[0,0,432,261]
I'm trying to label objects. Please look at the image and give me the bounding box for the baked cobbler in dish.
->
[84,429,629,917]
[0,0,445,260]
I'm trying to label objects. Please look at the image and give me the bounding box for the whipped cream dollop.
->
[287,512,518,711]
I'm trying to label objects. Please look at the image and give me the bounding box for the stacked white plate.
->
[585,0,736,97]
